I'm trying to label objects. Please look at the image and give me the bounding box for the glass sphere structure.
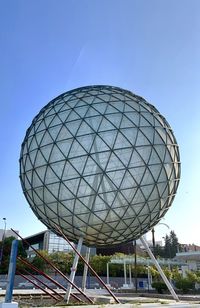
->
[20,85,180,247]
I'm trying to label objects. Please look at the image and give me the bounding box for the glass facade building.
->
[20,85,180,247]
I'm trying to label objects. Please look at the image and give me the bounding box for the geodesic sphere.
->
[20,85,180,247]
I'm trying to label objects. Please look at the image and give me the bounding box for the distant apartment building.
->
[180,243,200,252]
[23,230,96,258]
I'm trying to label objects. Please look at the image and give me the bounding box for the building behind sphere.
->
[19,85,180,247]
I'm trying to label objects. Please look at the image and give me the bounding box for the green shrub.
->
[175,278,194,293]
[152,281,168,294]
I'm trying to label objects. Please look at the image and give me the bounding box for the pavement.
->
[1,288,200,307]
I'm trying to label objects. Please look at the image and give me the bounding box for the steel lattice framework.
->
[20,85,180,247]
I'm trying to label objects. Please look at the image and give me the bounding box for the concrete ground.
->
[1,289,200,307]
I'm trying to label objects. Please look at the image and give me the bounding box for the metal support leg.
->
[140,235,179,302]
[65,237,83,303]
[82,247,90,292]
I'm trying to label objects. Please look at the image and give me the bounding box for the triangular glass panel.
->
[139,127,154,143]
[57,109,71,123]
[24,155,33,171]
[120,170,137,189]
[112,192,128,208]
[149,148,162,164]
[140,115,151,127]
[83,157,99,176]
[92,195,108,212]
[106,152,125,171]
[76,120,92,136]
[98,93,111,102]
[32,189,43,206]
[105,113,122,129]
[84,115,102,131]
[56,125,72,141]
[76,134,94,153]
[61,199,75,212]
[44,114,55,127]
[28,136,38,151]
[90,152,110,171]
[92,102,108,114]
[46,183,59,199]
[98,191,116,206]
[109,101,124,112]
[61,162,79,180]
[64,178,80,195]
[68,140,87,158]
[115,148,132,165]
[40,131,54,146]
[48,115,63,127]
[124,112,140,127]
[78,195,96,211]
[99,117,116,132]
[66,120,82,136]
[34,120,42,134]
[84,174,102,189]
[69,156,87,175]
[56,140,71,158]
[120,128,137,145]
[98,130,117,148]
[77,178,95,197]
[149,164,162,182]
[120,188,137,203]
[141,184,155,200]
[141,112,154,125]
[131,188,145,204]
[90,135,110,153]
[49,144,66,162]
[40,144,52,162]
[106,169,125,188]
[35,131,45,146]
[48,125,62,141]
[58,205,73,217]
[36,120,47,133]
[74,105,88,118]
[136,130,151,146]
[157,168,167,183]
[76,212,90,222]
[67,111,81,122]
[105,104,119,115]
[74,199,90,215]
[59,183,75,201]
[29,149,38,165]
[114,131,132,149]
[32,170,44,187]
[120,115,135,128]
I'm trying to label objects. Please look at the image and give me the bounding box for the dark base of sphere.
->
[20,85,180,247]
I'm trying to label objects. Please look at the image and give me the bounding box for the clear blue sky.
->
[1,0,200,245]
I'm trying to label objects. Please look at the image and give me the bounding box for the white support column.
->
[82,247,91,292]
[65,237,83,303]
[129,264,132,286]
[140,235,179,302]
[123,259,128,287]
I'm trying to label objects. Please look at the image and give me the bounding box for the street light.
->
[0,217,7,266]
[151,222,170,257]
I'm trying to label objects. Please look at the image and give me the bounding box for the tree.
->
[49,251,73,274]
[163,230,180,258]
[0,237,27,274]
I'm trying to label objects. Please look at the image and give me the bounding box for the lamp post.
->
[151,222,170,258]
[0,217,7,266]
